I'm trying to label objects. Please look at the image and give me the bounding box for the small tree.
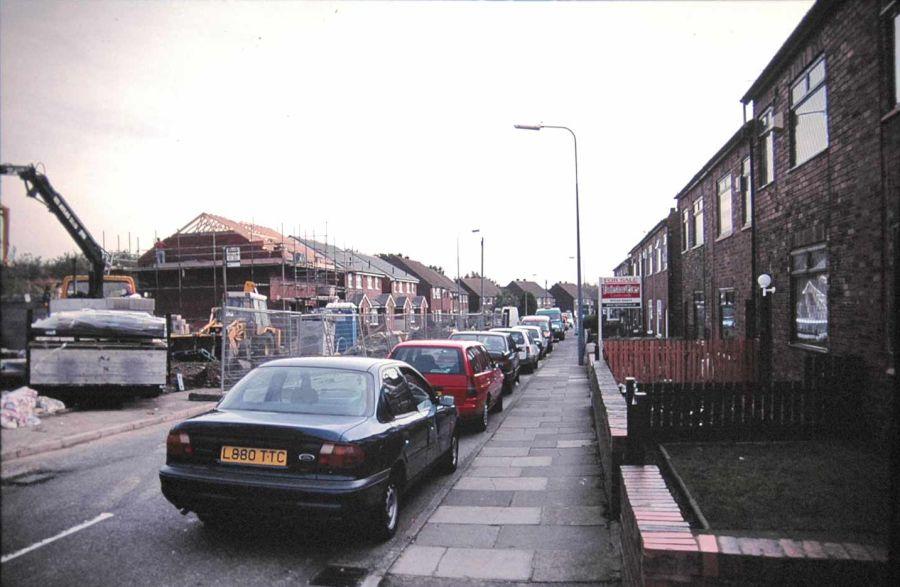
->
[517,292,538,316]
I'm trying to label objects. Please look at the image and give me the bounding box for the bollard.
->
[626,386,649,465]
[625,377,636,405]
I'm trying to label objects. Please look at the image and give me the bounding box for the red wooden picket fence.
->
[603,338,756,384]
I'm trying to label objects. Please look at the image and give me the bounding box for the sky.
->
[1,0,813,289]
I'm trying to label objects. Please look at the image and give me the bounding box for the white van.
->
[498,306,520,327]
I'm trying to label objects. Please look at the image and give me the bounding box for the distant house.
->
[550,282,600,318]
[458,277,502,313]
[504,280,555,309]
[378,255,458,314]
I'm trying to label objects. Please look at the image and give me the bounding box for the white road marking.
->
[1,512,114,564]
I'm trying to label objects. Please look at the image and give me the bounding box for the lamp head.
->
[514,124,542,131]
[757,274,772,289]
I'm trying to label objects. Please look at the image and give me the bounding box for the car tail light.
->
[467,377,478,397]
[319,443,365,469]
[166,431,193,457]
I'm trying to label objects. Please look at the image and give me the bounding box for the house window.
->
[682,208,692,250]
[692,292,707,340]
[369,308,379,326]
[656,299,663,336]
[758,108,775,185]
[717,174,733,237]
[647,299,654,334]
[791,56,828,166]
[791,245,828,346]
[719,289,736,339]
[356,274,362,289]
[740,157,752,227]
[655,240,661,272]
[662,234,668,270]
[693,198,704,246]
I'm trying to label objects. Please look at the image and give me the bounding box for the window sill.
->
[692,243,705,250]
[788,147,828,173]
[882,105,900,123]
[788,342,829,354]
[741,223,752,231]
[715,232,733,242]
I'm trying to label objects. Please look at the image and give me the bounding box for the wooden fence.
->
[603,338,756,384]
[624,355,864,443]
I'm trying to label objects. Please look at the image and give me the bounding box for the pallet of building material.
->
[31,309,166,339]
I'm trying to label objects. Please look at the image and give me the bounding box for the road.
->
[1,338,576,586]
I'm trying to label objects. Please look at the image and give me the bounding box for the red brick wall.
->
[676,137,752,341]
[747,1,894,439]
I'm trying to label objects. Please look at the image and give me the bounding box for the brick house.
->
[504,280,555,309]
[740,0,898,435]
[675,125,752,341]
[457,277,502,313]
[626,210,683,338]
[294,239,389,302]
[378,255,457,314]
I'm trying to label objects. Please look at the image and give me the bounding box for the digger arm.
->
[1,164,110,298]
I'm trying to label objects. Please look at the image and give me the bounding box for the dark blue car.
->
[160,357,458,540]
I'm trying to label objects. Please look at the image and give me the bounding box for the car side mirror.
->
[439,395,455,407]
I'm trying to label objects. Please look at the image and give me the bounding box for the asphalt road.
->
[1,342,568,586]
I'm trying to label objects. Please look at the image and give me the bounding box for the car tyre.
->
[475,401,489,432]
[369,474,401,541]
[440,432,459,474]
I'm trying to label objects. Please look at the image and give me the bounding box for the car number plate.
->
[219,445,288,468]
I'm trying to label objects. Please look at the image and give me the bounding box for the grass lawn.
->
[662,440,889,544]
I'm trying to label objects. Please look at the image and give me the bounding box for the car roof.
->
[451,331,507,337]
[260,356,397,373]
[392,339,481,350]
[522,315,551,321]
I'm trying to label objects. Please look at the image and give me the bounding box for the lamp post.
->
[472,229,483,325]
[515,123,585,365]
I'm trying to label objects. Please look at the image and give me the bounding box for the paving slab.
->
[495,525,612,550]
[480,446,531,457]
[532,549,622,583]
[391,545,446,576]
[443,489,515,507]
[466,467,524,478]
[416,524,501,549]
[430,506,542,525]
[455,477,548,491]
[435,548,533,581]
[541,505,609,526]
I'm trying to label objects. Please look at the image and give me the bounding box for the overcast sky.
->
[1,0,812,288]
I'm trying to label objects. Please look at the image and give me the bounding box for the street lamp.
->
[515,123,585,365]
[472,229,484,324]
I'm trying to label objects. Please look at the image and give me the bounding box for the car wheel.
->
[369,474,400,541]
[440,432,459,474]
[475,400,489,432]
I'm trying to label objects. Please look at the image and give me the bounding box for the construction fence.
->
[220,308,503,389]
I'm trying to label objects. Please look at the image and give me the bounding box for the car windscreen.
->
[219,366,373,416]
[451,333,507,353]
[391,346,463,375]
[502,331,526,344]
[523,319,550,332]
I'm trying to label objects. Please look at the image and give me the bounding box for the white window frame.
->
[790,56,829,167]
[717,174,733,238]
[758,107,775,186]
[693,197,704,247]
[741,156,752,227]
[682,208,692,251]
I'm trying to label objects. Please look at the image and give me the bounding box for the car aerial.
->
[536,307,565,341]
[447,330,520,393]
[521,315,554,353]
[517,324,547,359]
[491,327,539,372]
[388,339,504,432]
[159,356,459,541]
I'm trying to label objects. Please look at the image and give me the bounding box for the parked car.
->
[536,308,565,340]
[448,331,520,393]
[521,315,554,353]
[389,339,503,432]
[517,324,547,359]
[159,357,459,541]
[491,327,539,372]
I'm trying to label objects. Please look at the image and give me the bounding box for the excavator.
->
[173,281,283,361]
[0,164,136,298]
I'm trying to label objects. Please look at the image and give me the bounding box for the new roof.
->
[379,255,458,291]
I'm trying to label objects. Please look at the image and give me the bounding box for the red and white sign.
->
[599,277,641,308]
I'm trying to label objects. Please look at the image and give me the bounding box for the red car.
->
[389,340,504,431]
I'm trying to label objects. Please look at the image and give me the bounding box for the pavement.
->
[0,388,219,473]
[383,336,623,585]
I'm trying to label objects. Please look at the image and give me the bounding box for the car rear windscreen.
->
[392,346,464,375]
[451,333,507,353]
[220,366,373,416]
